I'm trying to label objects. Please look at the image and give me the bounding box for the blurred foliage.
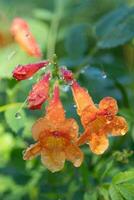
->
[0,0,134,199]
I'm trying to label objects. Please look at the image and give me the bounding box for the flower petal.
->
[13,60,49,80]
[32,118,46,140]
[89,133,109,155]
[65,143,83,167]
[107,116,128,136]
[41,136,69,151]
[11,17,42,57]
[99,97,118,116]
[41,149,65,172]
[59,119,79,141]
[23,142,41,160]
[71,81,97,115]
[46,84,65,123]
[28,73,50,110]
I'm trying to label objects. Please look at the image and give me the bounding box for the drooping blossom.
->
[23,84,83,172]
[13,60,49,80]
[28,72,50,110]
[10,17,42,57]
[71,81,128,155]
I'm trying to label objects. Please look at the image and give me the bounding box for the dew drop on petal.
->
[15,112,22,119]
[25,33,30,38]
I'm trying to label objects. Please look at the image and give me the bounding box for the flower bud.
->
[60,68,74,84]
[13,60,49,80]
[28,73,50,110]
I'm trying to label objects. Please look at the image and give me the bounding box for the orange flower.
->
[10,17,42,57]
[71,81,128,155]
[23,84,83,172]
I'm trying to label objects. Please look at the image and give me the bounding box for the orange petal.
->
[106,116,128,136]
[71,81,97,115]
[81,106,98,128]
[11,18,42,57]
[41,149,65,172]
[40,135,69,151]
[32,117,46,140]
[65,143,83,167]
[99,97,118,116]
[23,142,41,160]
[89,133,109,155]
[46,84,65,123]
[59,118,79,141]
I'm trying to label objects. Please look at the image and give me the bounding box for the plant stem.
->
[47,0,64,61]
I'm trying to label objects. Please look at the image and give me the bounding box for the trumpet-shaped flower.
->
[71,81,128,155]
[28,73,50,110]
[11,17,42,57]
[23,84,83,172]
[13,60,49,80]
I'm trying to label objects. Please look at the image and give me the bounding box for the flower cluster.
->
[12,18,128,172]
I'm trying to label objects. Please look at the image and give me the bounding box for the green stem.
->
[47,0,64,60]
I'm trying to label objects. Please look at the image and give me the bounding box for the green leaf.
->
[99,186,110,200]
[117,184,134,200]
[84,191,98,200]
[0,44,39,78]
[112,170,134,184]
[96,6,134,48]
[4,105,26,133]
[109,185,123,200]
[65,24,89,58]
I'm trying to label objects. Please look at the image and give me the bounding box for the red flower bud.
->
[10,17,42,57]
[60,68,74,84]
[13,60,49,80]
[28,73,50,110]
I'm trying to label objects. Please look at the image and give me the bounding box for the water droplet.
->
[15,112,22,119]
[68,80,74,86]
[80,69,85,74]
[73,104,77,108]
[61,85,69,92]
[28,77,33,80]
[25,33,30,38]
[102,71,107,79]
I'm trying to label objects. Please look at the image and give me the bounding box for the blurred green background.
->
[0,0,134,199]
